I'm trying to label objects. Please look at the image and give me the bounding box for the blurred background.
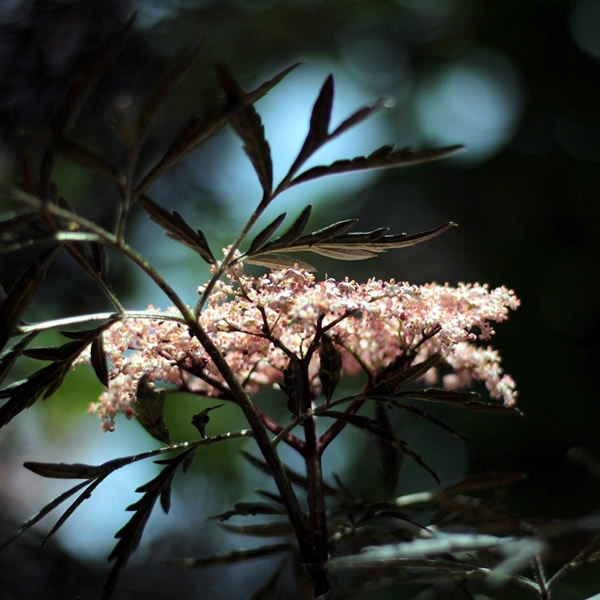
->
[0,0,599,598]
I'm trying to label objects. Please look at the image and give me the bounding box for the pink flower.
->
[76,266,519,430]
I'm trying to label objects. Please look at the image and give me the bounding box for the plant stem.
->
[301,363,330,598]
[9,187,315,592]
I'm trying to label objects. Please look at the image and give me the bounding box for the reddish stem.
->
[317,396,366,455]
[254,406,305,453]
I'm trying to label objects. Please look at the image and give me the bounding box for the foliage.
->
[0,17,598,600]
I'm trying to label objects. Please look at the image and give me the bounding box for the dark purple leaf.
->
[137,195,215,264]
[217,64,273,195]
[0,246,59,352]
[209,502,285,521]
[135,375,172,446]
[167,543,292,567]
[136,62,300,195]
[246,212,287,255]
[319,334,342,403]
[91,334,109,388]
[321,410,440,483]
[289,145,465,187]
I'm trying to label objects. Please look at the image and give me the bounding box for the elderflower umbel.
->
[76,267,519,431]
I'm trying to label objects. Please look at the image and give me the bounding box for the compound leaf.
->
[136,62,299,195]
[245,221,456,267]
[104,450,194,599]
[0,321,114,427]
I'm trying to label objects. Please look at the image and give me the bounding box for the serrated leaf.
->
[321,411,439,483]
[244,253,316,272]
[319,334,342,403]
[286,75,334,178]
[217,64,273,195]
[325,222,456,248]
[329,98,389,140]
[368,396,468,442]
[191,403,223,438]
[247,212,287,255]
[0,479,90,552]
[295,218,358,244]
[256,218,358,255]
[0,246,59,351]
[59,321,116,342]
[1,322,115,426]
[397,388,523,416]
[160,482,172,514]
[104,451,192,600]
[269,205,312,248]
[374,403,403,496]
[42,477,106,545]
[281,80,391,188]
[332,533,510,568]
[136,62,300,195]
[289,144,465,187]
[167,543,292,567]
[24,461,109,479]
[246,222,457,267]
[137,195,216,264]
[298,246,377,260]
[309,75,334,141]
[440,472,527,496]
[241,451,343,499]
[369,354,441,396]
[209,502,286,521]
[135,375,172,445]
[0,362,69,427]
[24,339,95,362]
[0,332,38,386]
[91,334,109,387]
[218,521,293,537]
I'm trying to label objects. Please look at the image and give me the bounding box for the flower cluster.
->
[77,266,519,431]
